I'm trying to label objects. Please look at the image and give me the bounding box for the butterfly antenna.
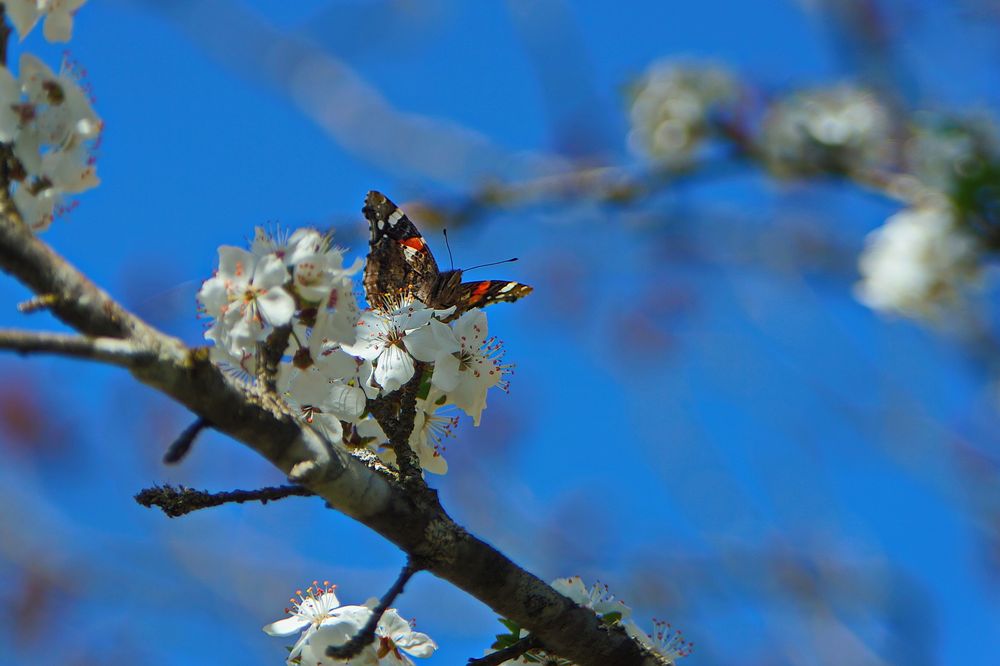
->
[463,257,519,273]
[443,229,455,270]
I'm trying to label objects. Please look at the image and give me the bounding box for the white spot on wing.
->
[499,282,517,293]
[388,210,404,226]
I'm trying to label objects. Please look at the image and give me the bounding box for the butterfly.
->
[362,190,533,314]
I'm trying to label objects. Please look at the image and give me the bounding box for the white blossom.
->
[0,53,101,231]
[308,278,362,351]
[284,369,351,444]
[762,85,891,176]
[18,53,100,150]
[374,608,437,665]
[263,582,347,663]
[625,619,693,665]
[438,309,508,426]
[297,605,378,666]
[856,204,979,318]
[904,114,1000,193]
[6,0,86,43]
[551,577,631,622]
[11,185,59,232]
[376,389,456,475]
[627,60,738,164]
[196,246,295,355]
[342,299,455,394]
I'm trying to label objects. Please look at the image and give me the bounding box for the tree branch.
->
[326,560,419,660]
[0,210,657,665]
[0,329,158,366]
[369,367,425,485]
[163,417,210,464]
[134,484,315,518]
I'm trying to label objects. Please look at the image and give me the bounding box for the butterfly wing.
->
[362,191,534,313]
[446,279,534,312]
[362,191,440,306]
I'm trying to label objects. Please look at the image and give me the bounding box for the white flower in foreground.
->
[551,577,632,622]
[6,0,86,42]
[856,204,979,319]
[374,608,437,665]
[297,604,377,666]
[437,309,508,426]
[308,278,362,351]
[409,395,456,475]
[342,299,454,394]
[263,582,344,663]
[252,226,363,310]
[625,619,693,665]
[197,246,295,352]
[284,369,353,444]
[282,348,373,443]
[377,389,456,475]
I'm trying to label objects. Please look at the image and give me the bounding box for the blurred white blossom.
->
[627,60,738,165]
[856,203,980,318]
[904,114,1000,193]
[762,85,891,177]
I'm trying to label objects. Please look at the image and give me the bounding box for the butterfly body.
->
[362,191,532,313]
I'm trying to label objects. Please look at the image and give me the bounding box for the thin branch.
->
[134,484,314,518]
[468,636,542,666]
[163,417,210,464]
[326,560,420,660]
[369,368,425,485]
[0,329,158,366]
[257,324,291,393]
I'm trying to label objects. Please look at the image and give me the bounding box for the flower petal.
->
[262,615,308,637]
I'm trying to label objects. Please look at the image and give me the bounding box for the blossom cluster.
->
[625,58,1000,323]
[0,0,99,231]
[263,582,437,665]
[761,85,892,177]
[489,577,691,666]
[626,59,739,165]
[856,201,980,319]
[196,227,511,475]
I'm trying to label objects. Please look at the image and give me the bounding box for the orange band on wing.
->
[399,237,427,252]
[468,281,492,303]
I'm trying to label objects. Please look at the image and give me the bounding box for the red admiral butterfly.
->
[362,191,533,314]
